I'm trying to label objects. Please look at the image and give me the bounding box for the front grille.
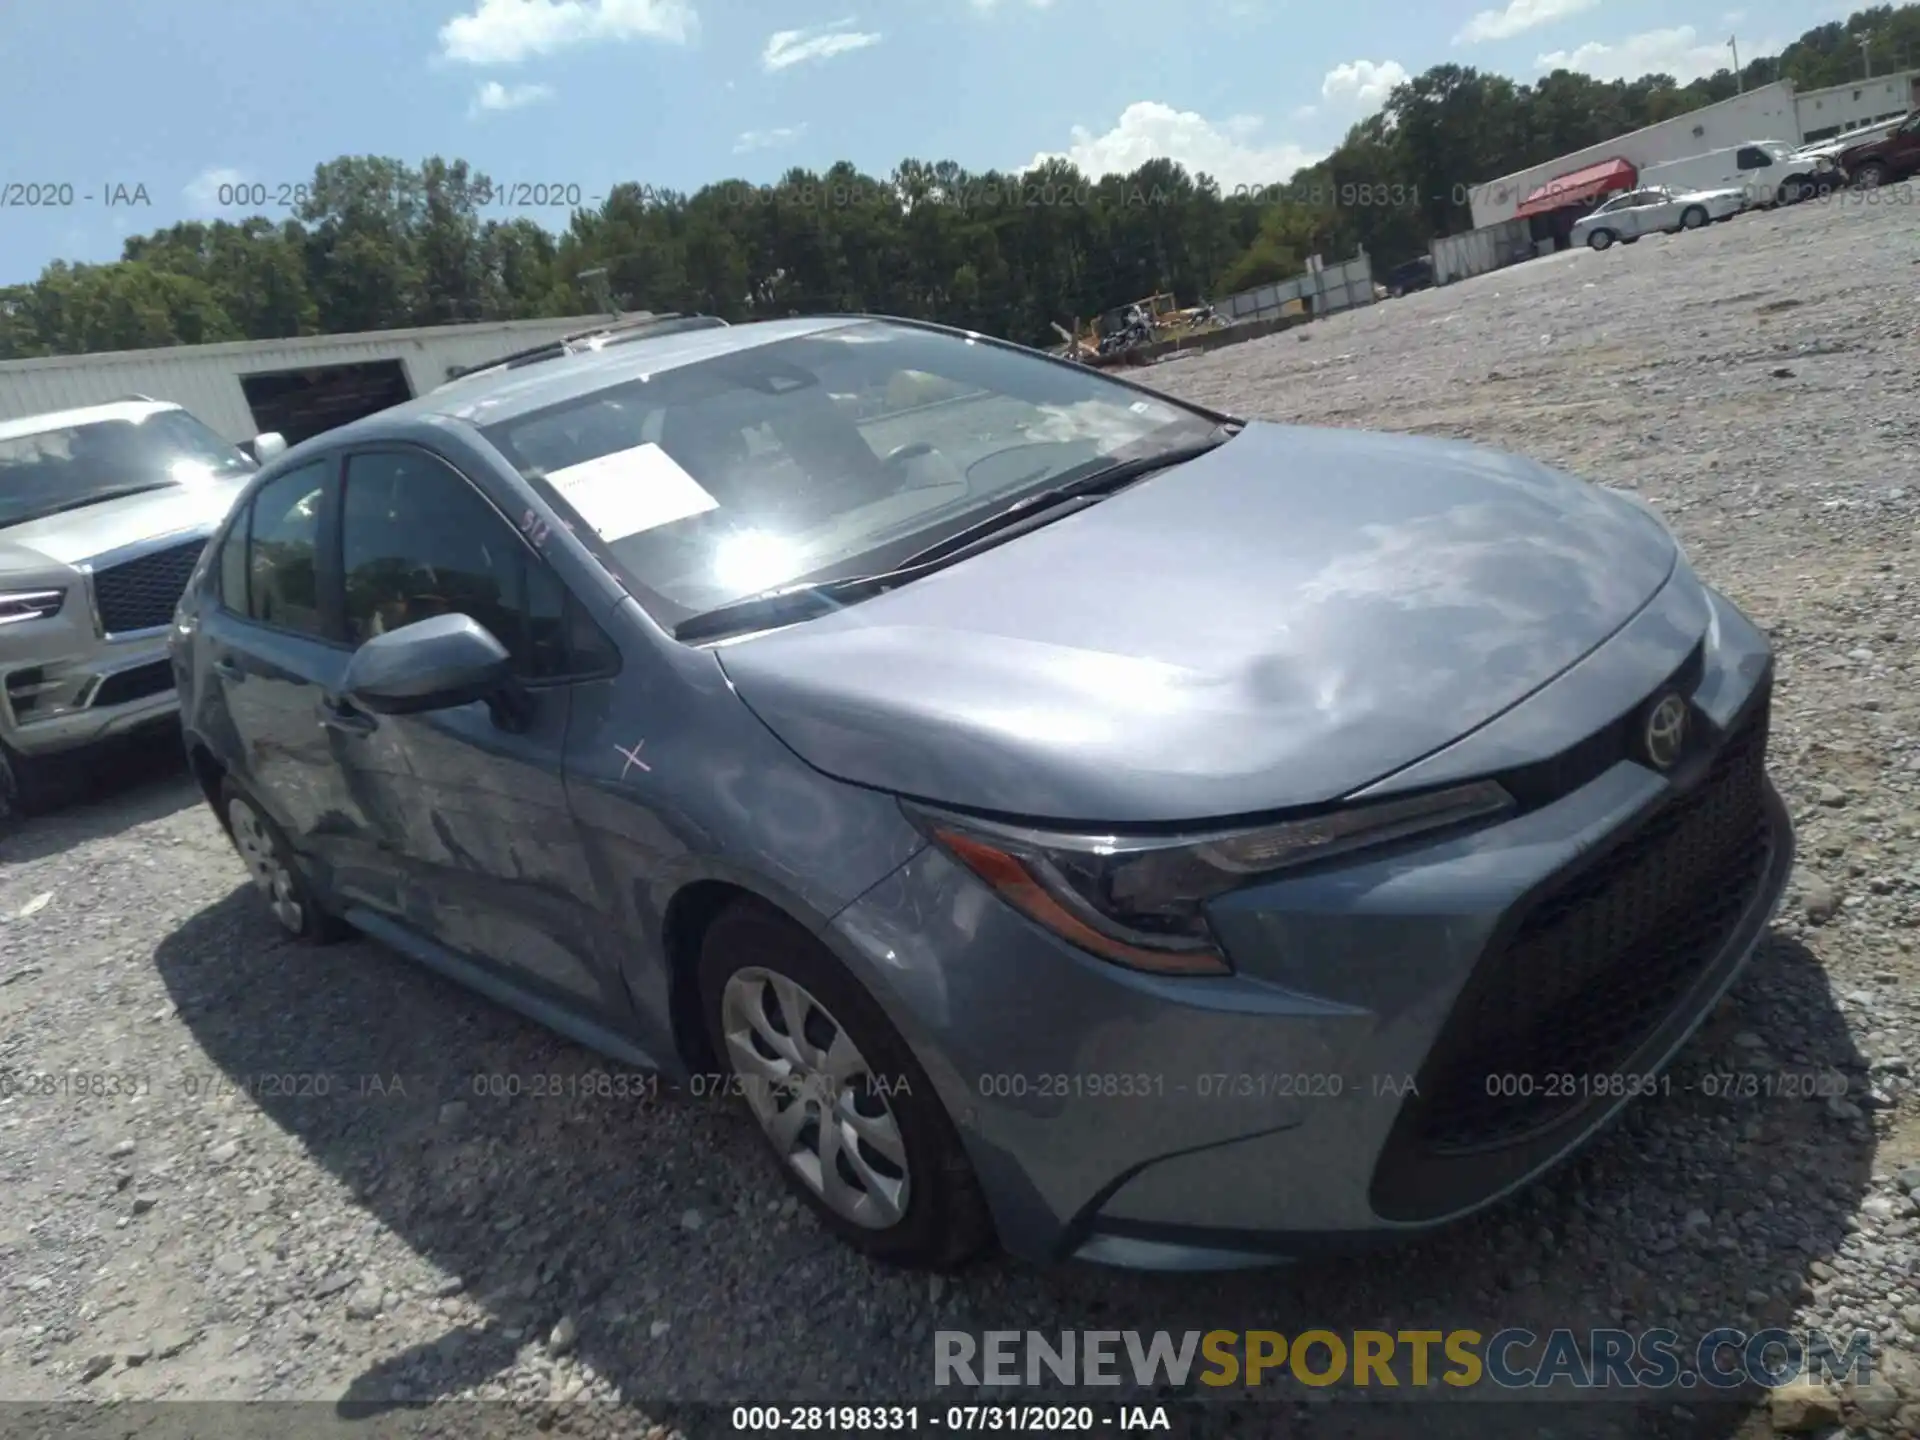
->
[92,540,205,635]
[92,659,176,709]
[1411,689,1773,1153]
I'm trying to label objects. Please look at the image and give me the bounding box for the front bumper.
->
[2,617,181,759]
[822,580,1792,1268]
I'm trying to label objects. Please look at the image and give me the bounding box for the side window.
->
[340,449,604,680]
[246,462,329,637]
[216,514,250,613]
[1736,147,1771,170]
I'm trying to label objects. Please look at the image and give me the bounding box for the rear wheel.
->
[219,778,347,942]
[699,898,993,1270]
[1680,206,1708,230]
[1587,229,1615,251]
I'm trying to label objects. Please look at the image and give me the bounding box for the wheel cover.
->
[720,967,910,1229]
[227,798,304,933]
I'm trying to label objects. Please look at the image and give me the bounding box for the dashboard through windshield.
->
[0,410,256,530]
[478,320,1218,628]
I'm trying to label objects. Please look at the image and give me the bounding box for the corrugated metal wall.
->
[1430,219,1537,286]
[1218,253,1376,323]
[0,315,616,441]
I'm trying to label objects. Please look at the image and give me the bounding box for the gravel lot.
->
[3,188,1918,1440]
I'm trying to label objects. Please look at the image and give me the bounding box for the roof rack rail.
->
[443,313,731,382]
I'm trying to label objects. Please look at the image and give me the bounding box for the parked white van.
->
[1641,140,1838,207]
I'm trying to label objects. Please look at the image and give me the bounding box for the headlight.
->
[903,781,1514,977]
[0,589,66,626]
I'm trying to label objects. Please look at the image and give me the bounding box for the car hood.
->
[0,478,249,569]
[715,422,1677,825]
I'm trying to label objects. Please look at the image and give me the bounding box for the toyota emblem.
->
[1643,693,1689,771]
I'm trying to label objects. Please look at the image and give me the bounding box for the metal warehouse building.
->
[1795,69,1920,143]
[1431,70,1920,286]
[1468,81,1803,230]
[0,314,622,448]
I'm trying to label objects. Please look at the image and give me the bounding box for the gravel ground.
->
[2,188,1918,1440]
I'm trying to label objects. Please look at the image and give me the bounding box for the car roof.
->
[0,398,181,442]
[327,314,880,444]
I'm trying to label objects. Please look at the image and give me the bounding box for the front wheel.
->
[699,899,994,1270]
[1587,229,1615,251]
[1680,206,1708,230]
[1854,161,1888,189]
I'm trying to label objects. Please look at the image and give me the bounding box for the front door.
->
[330,446,629,1025]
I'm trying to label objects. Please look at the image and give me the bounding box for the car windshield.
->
[479,320,1219,626]
[0,409,256,530]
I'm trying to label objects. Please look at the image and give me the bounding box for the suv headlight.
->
[903,781,1514,976]
[0,588,66,626]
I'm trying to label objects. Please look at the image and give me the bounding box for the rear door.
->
[328,445,629,1021]
[198,457,367,876]
[1639,188,1681,232]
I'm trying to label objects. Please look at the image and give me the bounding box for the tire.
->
[1680,206,1708,230]
[219,777,348,943]
[1587,229,1615,251]
[0,738,62,829]
[1854,161,1887,190]
[698,898,993,1270]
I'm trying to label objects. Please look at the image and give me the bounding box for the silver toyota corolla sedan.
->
[171,315,1793,1272]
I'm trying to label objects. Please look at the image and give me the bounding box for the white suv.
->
[0,400,283,819]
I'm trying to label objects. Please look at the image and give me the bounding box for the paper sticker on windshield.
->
[542,443,717,542]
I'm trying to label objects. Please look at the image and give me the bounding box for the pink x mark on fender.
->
[614,739,651,778]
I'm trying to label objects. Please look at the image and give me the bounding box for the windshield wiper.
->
[672,429,1237,644]
[673,571,905,643]
[2,483,177,528]
[894,428,1237,571]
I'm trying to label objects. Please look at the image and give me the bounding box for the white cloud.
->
[761,18,881,70]
[969,0,1055,9]
[1537,25,1755,83]
[1722,8,1747,22]
[470,80,553,114]
[1321,59,1408,108]
[1025,101,1323,191]
[183,166,245,219]
[438,0,695,64]
[1455,0,1595,44]
[735,124,809,153]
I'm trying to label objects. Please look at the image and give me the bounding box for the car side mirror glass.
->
[341,613,513,717]
[252,432,288,462]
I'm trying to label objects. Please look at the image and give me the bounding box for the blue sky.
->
[1,0,1830,284]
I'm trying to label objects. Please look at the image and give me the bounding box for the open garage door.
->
[240,360,413,447]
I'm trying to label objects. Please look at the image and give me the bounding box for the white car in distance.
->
[1570,185,1747,251]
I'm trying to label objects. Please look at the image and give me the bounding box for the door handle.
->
[318,699,377,737]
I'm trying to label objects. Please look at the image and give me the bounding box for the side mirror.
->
[252,432,288,462]
[341,613,513,717]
